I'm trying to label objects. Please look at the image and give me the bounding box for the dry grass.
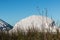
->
[0,28,60,40]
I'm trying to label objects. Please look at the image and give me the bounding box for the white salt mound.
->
[9,15,58,33]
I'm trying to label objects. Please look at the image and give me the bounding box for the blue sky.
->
[0,0,60,26]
